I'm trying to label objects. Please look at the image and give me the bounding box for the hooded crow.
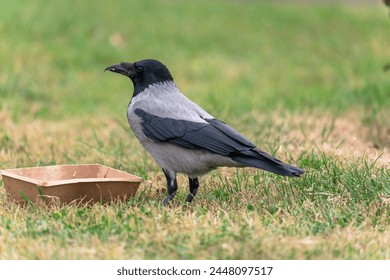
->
[105,59,304,205]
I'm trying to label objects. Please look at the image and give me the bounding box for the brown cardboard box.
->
[1,164,142,205]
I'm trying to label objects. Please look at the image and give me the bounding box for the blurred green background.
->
[1,0,389,122]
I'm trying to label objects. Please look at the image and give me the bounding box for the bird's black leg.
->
[162,169,178,206]
[185,177,199,203]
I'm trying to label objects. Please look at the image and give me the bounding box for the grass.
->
[0,0,389,259]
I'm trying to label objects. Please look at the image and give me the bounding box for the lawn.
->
[0,0,389,259]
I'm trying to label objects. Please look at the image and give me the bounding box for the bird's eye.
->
[136,65,144,72]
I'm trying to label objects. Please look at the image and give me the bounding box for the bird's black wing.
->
[135,109,304,176]
[134,108,254,155]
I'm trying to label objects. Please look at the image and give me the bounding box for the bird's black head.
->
[105,59,174,95]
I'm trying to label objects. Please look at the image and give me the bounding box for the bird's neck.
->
[132,80,178,97]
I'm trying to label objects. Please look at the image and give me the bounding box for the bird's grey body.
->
[127,81,240,178]
[105,59,304,204]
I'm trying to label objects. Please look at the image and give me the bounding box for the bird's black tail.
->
[231,148,304,177]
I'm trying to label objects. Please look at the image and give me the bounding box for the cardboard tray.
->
[1,164,142,205]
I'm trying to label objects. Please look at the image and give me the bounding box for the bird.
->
[105,59,304,205]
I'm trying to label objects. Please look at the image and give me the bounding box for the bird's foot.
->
[185,193,195,204]
[162,192,176,206]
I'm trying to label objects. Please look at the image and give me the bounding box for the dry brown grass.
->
[247,110,389,166]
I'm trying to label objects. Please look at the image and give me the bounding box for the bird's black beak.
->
[105,62,134,77]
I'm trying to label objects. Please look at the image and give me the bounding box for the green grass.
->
[0,0,389,259]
